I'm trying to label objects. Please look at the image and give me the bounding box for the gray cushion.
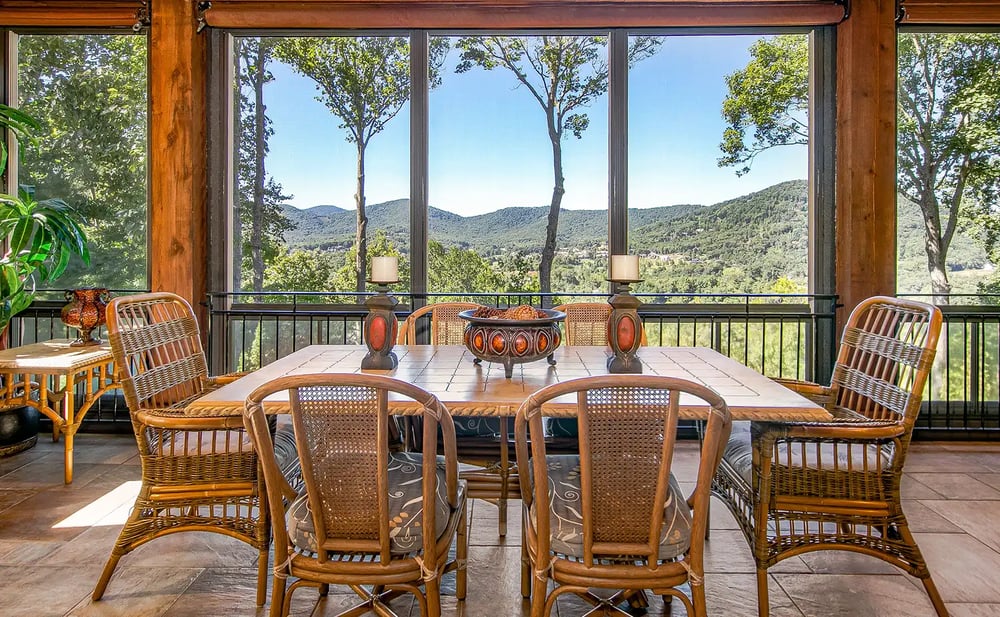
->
[453,417,503,438]
[286,452,463,555]
[722,421,896,486]
[528,455,691,560]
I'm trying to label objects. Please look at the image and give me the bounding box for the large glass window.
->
[16,33,149,291]
[895,31,999,300]
[428,34,610,299]
[233,35,411,298]
[628,33,810,298]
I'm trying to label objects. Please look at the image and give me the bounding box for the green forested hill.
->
[278,179,991,293]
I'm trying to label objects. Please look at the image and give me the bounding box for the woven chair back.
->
[832,296,942,427]
[516,375,731,565]
[400,302,482,345]
[106,292,210,412]
[554,302,611,346]
[244,373,459,563]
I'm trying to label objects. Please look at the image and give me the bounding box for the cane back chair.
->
[712,296,946,617]
[397,302,482,345]
[400,302,519,535]
[243,373,467,617]
[516,375,732,617]
[553,302,648,347]
[93,292,297,606]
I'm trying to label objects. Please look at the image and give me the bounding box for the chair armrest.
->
[206,372,249,387]
[771,378,835,409]
[136,407,247,430]
[753,418,904,443]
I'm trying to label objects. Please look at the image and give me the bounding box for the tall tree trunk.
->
[540,128,565,302]
[355,140,368,295]
[251,48,267,297]
[920,193,952,304]
[232,42,243,292]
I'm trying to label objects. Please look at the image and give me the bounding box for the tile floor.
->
[1,434,998,616]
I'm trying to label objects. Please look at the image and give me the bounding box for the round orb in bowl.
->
[459,306,566,379]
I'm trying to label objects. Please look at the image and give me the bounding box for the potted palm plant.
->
[0,103,90,336]
[0,103,90,456]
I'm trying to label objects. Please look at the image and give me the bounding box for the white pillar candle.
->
[610,254,639,281]
[371,256,399,283]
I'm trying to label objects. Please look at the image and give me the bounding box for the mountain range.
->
[278,179,990,293]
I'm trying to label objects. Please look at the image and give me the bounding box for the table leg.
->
[62,375,76,484]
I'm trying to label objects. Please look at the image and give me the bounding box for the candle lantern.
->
[362,257,400,370]
[607,255,643,374]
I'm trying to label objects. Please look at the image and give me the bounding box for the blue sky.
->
[262,34,807,216]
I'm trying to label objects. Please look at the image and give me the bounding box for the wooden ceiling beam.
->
[0,1,144,28]
[900,1,1000,24]
[202,0,846,29]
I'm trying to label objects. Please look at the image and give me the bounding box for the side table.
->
[0,339,120,483]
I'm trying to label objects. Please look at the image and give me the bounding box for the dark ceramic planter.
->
[460,308,566,379]
[0,405,39,457]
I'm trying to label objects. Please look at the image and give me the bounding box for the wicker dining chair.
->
[397,301,482,345]
[515,375,732,617]
[547,302,649,444]
[712,296,946,617]
[553,301,648,347]
[244,373,467,617]
[399,301,518,535]
[93,292,297,606]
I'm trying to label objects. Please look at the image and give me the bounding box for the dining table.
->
[185,344,832,422]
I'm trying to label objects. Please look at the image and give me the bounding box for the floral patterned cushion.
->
[286,452,463,555]
[723,421,895,485]
[528,455,692,560]
[453,417,504,437]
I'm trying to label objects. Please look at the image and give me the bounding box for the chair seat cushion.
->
[286,452,464,555]
[528,455,691,560]
[722,421,895,486]
[453,417,503,437]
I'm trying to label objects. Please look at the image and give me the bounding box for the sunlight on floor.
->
[52,481,140,528]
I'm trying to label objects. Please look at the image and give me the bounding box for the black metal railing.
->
[206,291,837,382]
[898,295,1000,438]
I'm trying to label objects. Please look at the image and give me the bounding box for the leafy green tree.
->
[455,35,660,296]
[235,37,294,294]
[276,36,447,294]
[427,240,498,294]
[17,34,147,290]
[331,230,410,293]
[718,34,1000,301]
[263,249,338,295]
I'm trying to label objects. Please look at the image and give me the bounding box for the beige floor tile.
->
[158,567,271,617]
[0,488,35,514]
[904,500,965,533]
[0,564,108,617]
[976,474,1000,492]
[907,473,1000,500]
[920,500,1000,553]
[703,529,810,574]
[905,451,997,474]
[946,604,1000,617]
[902,473,946,500]
[797,551,900,575]
[0,538,62,564]
[67,566,202,617]
[0,487,110,542]
[915,532,1000,603]
[773,573,939,616]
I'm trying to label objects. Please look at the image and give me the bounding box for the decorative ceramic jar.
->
[459,307,565,379]
[61,288,111,346]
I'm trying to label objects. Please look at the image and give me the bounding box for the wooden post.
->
[835,0,898,320]
[149,0,207,312]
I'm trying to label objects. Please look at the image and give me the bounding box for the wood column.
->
[834,0,898,319]
[148,0,207,308]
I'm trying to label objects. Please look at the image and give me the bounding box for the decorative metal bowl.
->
[459,308,566,379]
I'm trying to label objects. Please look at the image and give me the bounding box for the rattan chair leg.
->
[755,568,770,617]
[895,524,950,616]
[425,577,442,617]
[269,573,286,617]
[91,552,122,600]
[691,582,708,617]
[531,576,548,616]
[457,503,469,601]
[520,515,531,598]
[255,547,269,606]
